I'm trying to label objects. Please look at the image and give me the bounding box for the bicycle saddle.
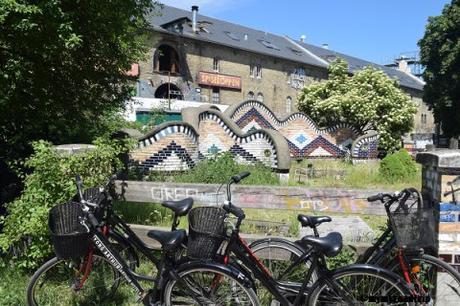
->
[147,229,186,251]
[297,215,332,228]
[301,232,342,257]
[161,197,194,216]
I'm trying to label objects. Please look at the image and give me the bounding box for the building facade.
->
[135,5,434,149]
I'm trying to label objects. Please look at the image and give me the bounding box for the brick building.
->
[135,5,434,149]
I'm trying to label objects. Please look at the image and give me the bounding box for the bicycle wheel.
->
[308,265,412,305]
[163,266,259,306]
[389,253,460,305]
[27,255,121,306]
[249,238,315,283]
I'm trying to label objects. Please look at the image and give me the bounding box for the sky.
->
[159,0,450,64]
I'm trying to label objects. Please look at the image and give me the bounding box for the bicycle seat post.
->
[171,214,180,231]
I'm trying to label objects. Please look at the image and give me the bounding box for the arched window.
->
[286,96,292,113]
[154,83,183,100]
[257,92,264,102]
[154,44,180,73]
[247,91,254,100]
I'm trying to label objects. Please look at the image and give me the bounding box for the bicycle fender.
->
[248,237,306,253]
[332,264,409,289]
[176,260,255,289]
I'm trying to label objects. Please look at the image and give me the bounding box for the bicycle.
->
[27,175,259,306]
[185,171,413,305]
[251,188,460,305]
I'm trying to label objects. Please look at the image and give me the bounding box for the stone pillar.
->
[416,149,460,258]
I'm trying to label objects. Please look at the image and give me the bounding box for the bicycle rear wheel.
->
[389,253,460,305]
[308,265,412,305]
[27,255,121,306]
[163,266,259,305]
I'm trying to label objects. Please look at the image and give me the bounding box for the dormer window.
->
[259,39,280,50]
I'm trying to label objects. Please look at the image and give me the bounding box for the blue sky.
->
[159,0,450,64]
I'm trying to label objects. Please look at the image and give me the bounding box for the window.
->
[421,113,427,125]
[212,87,220,103]
[247,91,254,100]
[213,57,219,72]
[250,64,262,78]
[258,39,280,50]
[154,44,180,73]
[257,92,263,102]
[286,96,292,113]
[224,31,240,41]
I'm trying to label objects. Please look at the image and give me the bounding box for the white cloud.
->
[158,0,248,15]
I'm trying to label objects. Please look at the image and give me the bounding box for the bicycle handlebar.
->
[223,171,251,219]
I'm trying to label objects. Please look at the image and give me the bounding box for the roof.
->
[146,5,328,68]
[147,5,424,92]
[298,42,425,91]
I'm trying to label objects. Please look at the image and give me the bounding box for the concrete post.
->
[416,149,460,260]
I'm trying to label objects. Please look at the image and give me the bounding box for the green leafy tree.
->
[419,0,460,138]
[0,0,158,162]
[297,59,417,151]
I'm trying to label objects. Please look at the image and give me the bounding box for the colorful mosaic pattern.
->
[229,100,364,158]
[352,134,379,159]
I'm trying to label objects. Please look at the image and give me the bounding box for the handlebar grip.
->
[232,171,251,183]
[367,194,383,202]
[224,204,245,219]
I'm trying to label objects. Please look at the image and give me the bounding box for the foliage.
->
[297,59,417,151]
[419,0,460,138]
[0,0,158,163]
[289,159,421,190]
[379,149,418,182]
[326,247,356,269]
[0,139,126,269]
[146,152,280,186]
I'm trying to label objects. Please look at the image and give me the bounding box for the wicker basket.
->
[187,207,227,259]
[49,201,90,259]
[388,193,436,250]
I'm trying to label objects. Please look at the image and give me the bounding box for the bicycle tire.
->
[163,266,260,305]
[27,255,121,306]
[250,238,317,281]
[389,253,460,305]
[308,264,413,305]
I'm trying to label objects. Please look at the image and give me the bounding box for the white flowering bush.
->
[298,59,417,151]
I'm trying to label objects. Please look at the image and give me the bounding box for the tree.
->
[0,0,158,163]
[297,59,417,151]
[418,0,460,138]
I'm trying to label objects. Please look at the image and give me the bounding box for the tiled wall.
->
[228,100,377,159]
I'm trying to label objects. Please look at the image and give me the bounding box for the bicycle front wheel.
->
[163,266,259,306]
[308,265,412,305]
[389,253,460,305]
[27,255,121,306]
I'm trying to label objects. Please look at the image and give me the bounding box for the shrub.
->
[379,149,417,182]
[0,139,125,269]
[147,152,279,185]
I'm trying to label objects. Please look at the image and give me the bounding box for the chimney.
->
[192,5,199,33]
[300,35,306,42]
[321,43,329,49]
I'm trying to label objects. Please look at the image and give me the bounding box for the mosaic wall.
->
[130,108,285,172]
[131,124,199,172]
[226,100,377,159]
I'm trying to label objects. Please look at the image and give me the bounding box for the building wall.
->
[138,32,434,149]
[138,33,326,115]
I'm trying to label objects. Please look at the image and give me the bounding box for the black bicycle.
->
[27,175,259,305]
[251,187,460,305]
[182,172,413,306]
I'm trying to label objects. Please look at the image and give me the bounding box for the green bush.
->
[147,152,279,185]
[379,149,417,182]
[0,139,125,269]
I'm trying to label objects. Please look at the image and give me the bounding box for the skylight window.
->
[288,47,302,55]
[224,31,240,41]
[259,40,280,50]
